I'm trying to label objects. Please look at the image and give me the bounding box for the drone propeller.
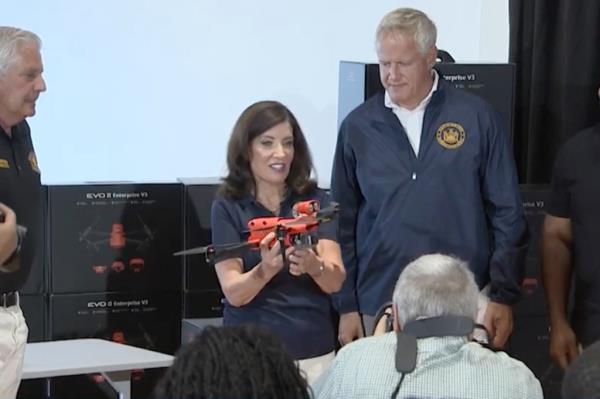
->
[316,202,340,221]
[173,246,211,256]
[174,241,258,262]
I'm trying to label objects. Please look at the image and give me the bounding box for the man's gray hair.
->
[376,8,437,55]
[0,27,41,77]
[392,254,479,326]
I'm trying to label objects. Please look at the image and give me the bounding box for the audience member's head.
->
[154,324,310,399]
[392,253,479,329]
[562,339,600,399]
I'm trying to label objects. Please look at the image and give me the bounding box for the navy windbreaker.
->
[331,79,528,316]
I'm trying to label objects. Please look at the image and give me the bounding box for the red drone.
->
[175,200,339,265]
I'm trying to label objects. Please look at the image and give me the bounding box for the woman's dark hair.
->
[153,324,311,399]
[219,100,317,199]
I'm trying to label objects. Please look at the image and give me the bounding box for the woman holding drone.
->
[211,100,346,383]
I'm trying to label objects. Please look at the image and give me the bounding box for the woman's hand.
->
[0,203,18,266]
[258,232,293,279]
[215,232,294,308]
[288,247,322,277]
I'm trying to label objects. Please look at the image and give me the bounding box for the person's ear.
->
[392,305,402,332]
[427,46,438,69]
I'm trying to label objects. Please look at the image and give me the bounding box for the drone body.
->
[175,200,338,264]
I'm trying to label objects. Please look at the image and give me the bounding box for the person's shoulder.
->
[14,119,32,139]
[551,123,600,166]
[463,342,537,375]
[460,343,543,398]
[310,187,330,200]
[338,333,394,359]
[342,92,385,124]
[212,193,232,205]
[211,194,242,212]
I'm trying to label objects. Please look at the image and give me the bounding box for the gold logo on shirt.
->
[0,159,9,169]
[436,122,465,149]
[28,151,40,173]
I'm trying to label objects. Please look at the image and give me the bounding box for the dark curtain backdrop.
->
[509,0,600,183]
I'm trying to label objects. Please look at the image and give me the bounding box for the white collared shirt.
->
[384,70,439,157]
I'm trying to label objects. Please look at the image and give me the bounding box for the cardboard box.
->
[514,185,550,316]
[180,179,222,291]
[20,294,47,342]
[48,183,183,294]
[49,291,181,399]
[509,315,563,399]
[16,380,48,399]
[48,371,163,399]
[50,291,182,352]
[183,289,224,319]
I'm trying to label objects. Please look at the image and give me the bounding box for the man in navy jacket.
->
[331,8,527,348]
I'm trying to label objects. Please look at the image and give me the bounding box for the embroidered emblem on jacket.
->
[436,122,465,149]
[28,151,40,173]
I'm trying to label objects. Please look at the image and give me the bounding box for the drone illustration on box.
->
[175,199,339,266]
[78,214,158,274]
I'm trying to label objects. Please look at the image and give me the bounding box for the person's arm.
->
[479,109,528,348]
[215,232,293,307]
[0,203,18,266]
[541,136,578,369]
[288,238,345,293]
[541,214,578,369]
[211,198,293,307]
[330,122,364,344]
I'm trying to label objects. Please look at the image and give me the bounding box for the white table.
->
[22,338,174,399]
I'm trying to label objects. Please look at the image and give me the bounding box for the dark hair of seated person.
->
[153,324,311,399]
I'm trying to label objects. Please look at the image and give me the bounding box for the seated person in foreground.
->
[312,254,543,399]
[153,324,310,399]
